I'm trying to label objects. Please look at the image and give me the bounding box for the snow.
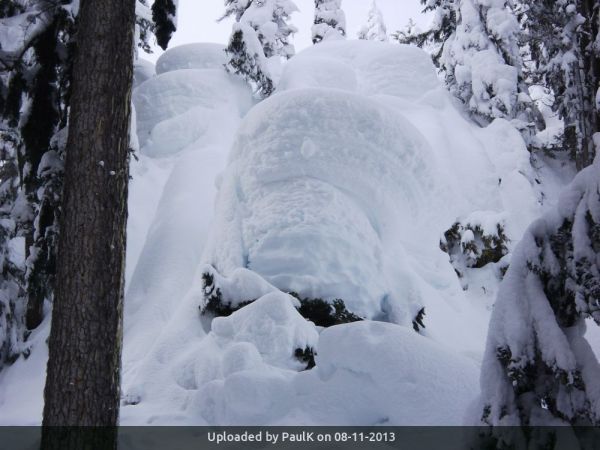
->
[0,39,577,426]
[137,40,510,425]
[155,43,227,74]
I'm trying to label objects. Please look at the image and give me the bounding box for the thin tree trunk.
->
[41,0,135,445]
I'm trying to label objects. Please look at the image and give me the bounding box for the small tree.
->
[225,23,274,97]
[441,0,534,127]
[222,0,297,97]
[358,0,388,42]
[312,0,346,44]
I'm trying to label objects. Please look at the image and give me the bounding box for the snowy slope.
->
[0,41,571,426]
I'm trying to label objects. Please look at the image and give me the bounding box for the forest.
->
[0,0,599,447]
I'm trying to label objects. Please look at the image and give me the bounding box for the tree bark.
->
[41,0,135,442]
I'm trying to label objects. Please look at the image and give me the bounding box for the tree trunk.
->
[41,0,135,443]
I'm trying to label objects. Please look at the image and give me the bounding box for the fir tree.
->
[480,160,600,427]
[220,0,253,22]
[136,0,154,53]
[0,0,76,369]
[400,0,542,142]
[394,0,457,67]
[241,0,298,59]
[151,0,178,50]
[312,0,346,44]
[222,0,297,97]
[519,0,599,169]
[225,24,274,98]
[358,0,388,42]
[442,0,535,128]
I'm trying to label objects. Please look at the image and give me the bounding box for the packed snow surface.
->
[0,40,571,426]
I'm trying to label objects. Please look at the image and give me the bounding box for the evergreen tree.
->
[222,0,298,97]
[0,0,76,370]
[241,0,298,59]
[394,0,457,67]
[42,0,135,437]
[358,0,388,42]
[312,0,346,44]
[136,0,154,53]
[441,0,536,129]
[151,0,178,50]
[397,0,542,142]
[137,0,178,53]
[480,160,600,427]
[519,0,599,169]
[220,0,252,22]
[225,23,274,97]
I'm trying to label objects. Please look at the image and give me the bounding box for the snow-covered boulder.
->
[156,43,227,74]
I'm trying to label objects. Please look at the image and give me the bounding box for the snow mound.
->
[210,291,318,370]
[133,68,252,156]
[156,43,227,74]
[121,289,318,425]
[280,40,440,100]
[278,56,358,92]
[191,320,478,426]
[204,87,451,320]
[307,321,479,425]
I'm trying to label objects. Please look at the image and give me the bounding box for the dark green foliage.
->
[151,0,177,50]
[441,221,509,271]
[519,0,599,168]
[294,347,316,370]
[412,307,426,333]
[0,0,75,368]
[481,171,600,426]
[0,0,23,17]
[200,271,253,317]
[225,28,274,98]
[392,0,456,68]
[292,293,363,327]
[200,271,362,328]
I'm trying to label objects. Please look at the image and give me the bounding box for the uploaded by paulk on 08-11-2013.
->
[206,430,398,445]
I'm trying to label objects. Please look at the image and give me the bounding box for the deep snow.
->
[0,40,576,425]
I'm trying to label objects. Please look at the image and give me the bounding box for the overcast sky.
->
[144,0,431,61]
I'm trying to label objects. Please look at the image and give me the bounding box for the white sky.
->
[145,0,431,61]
